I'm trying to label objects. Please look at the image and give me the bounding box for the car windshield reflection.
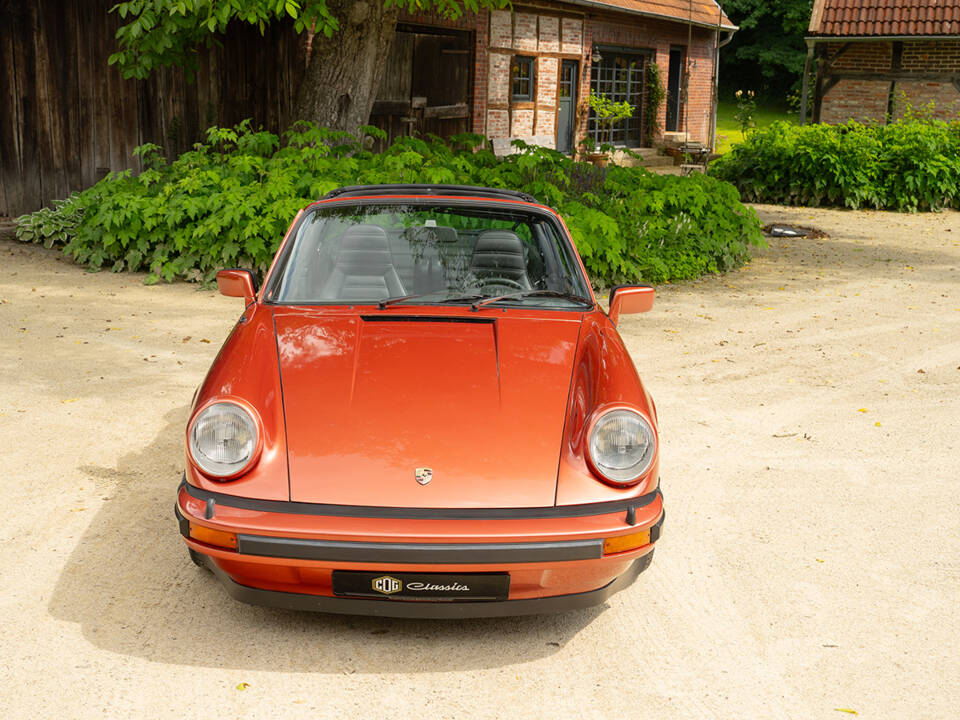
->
[266,203,592,308]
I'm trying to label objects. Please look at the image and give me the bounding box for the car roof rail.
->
[322,184,538,204]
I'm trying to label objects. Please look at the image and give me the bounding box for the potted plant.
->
[584,91,635,167]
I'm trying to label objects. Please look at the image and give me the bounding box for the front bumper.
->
[176,479,663,617]
[194,551,655,618]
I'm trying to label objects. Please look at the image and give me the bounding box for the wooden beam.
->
[821,71,960,83]
[422,103,470,120]
[821,42,852,73]
[821,76,840,96]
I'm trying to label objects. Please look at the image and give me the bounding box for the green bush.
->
[710,119,960,211]
[16,121,764,286]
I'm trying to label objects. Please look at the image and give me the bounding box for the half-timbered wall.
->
[815,40,960,124]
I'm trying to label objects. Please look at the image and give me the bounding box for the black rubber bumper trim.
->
[235,534,603,564]
[650,510,665,543]
[174,503,189,537]
[198,553,653,618]
[179,477,661,520]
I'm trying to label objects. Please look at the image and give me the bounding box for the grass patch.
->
[715,102,797,155]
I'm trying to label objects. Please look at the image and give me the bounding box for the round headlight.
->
[188,402,259,478]
[588,409,656,484]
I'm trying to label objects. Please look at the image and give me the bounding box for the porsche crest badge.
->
[415,467,433,485]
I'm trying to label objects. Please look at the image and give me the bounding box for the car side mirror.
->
[217,269,258,304]
[608,285,654,326]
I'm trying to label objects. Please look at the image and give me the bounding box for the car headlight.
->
[188,402,259,478]
[588,409,656,484]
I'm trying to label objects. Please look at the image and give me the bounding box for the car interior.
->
[271,205,582,304]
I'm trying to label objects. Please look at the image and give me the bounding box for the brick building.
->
[805,0,960,124]
[373,1,735,153]
[1,1,734,217]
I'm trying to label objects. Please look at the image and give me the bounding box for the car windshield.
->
[265,202,592,308]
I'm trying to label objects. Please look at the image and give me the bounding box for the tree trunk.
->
[293,0,400,133]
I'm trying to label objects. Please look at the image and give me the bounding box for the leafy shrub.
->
[16,121,764,286]
[711,119,960,211]
[644,63,667,143]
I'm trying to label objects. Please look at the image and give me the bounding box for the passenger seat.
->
[319,224,405,301]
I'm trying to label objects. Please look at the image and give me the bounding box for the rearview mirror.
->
[608,285,654,326]
[217,269,257,304]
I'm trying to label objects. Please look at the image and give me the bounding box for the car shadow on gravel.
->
[49,407,602,672]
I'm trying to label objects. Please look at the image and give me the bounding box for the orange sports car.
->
[176,184,664,617]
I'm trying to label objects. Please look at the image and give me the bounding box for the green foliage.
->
[16,121,764,287]
[711,119,960,212]
[733,90,757,136]
[719,0,812,100]
[715,100,796,155]
[644,63,666,143]
[109,0,508,79]
[588,91,636,145]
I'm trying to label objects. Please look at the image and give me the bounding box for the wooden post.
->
[800,43,814,126]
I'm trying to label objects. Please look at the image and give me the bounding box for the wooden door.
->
[556,60,579,153]
[666,47,684,133]
[370,26,472,147]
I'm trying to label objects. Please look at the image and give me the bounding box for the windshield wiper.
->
[471,290,594,311]
[377,294,425,309]
[378,293,484,308]
[439,293,486,304]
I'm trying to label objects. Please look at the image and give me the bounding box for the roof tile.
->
[810,0,960,36]
[582,0,735,30]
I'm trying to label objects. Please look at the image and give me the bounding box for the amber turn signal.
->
[603,529,651,555]
[189,522,237,549]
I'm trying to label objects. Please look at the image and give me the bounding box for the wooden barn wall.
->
[0,0,305,217]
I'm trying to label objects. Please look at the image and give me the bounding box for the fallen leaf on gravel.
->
[182,336,191,343]
[833,709,858,715]
[816,559,824,563]
[858,408,868,413]
[236,682,250,691]
[61,398,79,404]
[201,338,211,343]
[875,422,882,427]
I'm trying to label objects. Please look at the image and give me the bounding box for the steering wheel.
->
[479,277,525,292]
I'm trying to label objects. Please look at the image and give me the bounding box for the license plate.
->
[332,571,510,602]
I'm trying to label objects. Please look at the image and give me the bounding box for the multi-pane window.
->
[588,51,647,146]
[559,62,575,99]
[511,56,535,101]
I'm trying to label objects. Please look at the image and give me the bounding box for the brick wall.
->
[826,42,892,72]
[484,8,586,151]
[581,15,716,146]
[902,40,960,72]
[820,79,890,124]
[819,39,960,123]
[892,81,960,119]
[401,3,720,149]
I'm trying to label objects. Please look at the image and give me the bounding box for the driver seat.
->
[319,224,406,301]
[469,230,532,290]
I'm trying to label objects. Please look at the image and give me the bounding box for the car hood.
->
[273,309,582,508]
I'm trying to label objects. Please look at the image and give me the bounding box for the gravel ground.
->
[0,205,957,719]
